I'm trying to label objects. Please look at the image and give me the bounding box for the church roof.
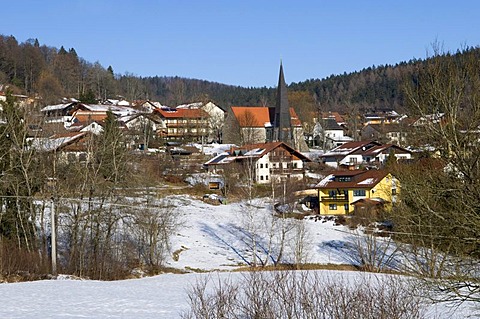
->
[231,106,302,128]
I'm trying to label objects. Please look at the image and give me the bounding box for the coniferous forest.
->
[2,34,480,113]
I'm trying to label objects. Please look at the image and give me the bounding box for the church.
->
[223,63,308,151]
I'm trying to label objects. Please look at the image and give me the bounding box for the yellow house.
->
[316,169,398,215]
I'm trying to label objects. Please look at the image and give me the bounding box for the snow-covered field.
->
[165,195,356,271]
[0,271,475,318]
[0,195,477,318]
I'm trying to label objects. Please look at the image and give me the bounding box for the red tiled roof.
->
[72,111,108,123]
[350,198,388,206]
[317,169,389,189]
[289,108,302,127]
[231,106,302,128]
[322,111,345,124]
[232,106,270,127]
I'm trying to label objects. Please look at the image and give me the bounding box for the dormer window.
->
[337,176,352,182]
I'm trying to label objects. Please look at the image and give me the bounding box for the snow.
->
[40,103,71,112]
[0,271,474,318]
[0,196,476,318]
[316,174,334,187]
[161,196,356,270]
[0,273,192,318]
[28,134,84,152]
[244,147,264,156]
[190,143,237,156]
[358,177,375,185]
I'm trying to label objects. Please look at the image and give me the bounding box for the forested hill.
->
[1,34,479,112]
[289,63,413,113]
[0,34,276,107]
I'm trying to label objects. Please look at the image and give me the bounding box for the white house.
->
[316,118,353,150]
[321,140,412,168]
[176,101,226,142]
[204,141,311,184]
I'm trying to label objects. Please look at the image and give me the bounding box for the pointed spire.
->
[273,61,292,144]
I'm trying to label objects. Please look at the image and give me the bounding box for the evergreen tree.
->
[95,111,129,184]
[79,89,97,104]
[0,91,41,251]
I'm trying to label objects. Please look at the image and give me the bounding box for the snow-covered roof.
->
[204,152,234,165]
[244,148,265,156]
[316,174,334,187]
[176,102,203,109]
[41,103,72,112]
[117,100,130,106]
[29,132,85,152]
[191,143,237,155]
[358,178,375,185]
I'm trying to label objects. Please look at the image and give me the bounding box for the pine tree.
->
[0,91,41,250]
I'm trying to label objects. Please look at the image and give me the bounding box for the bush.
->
[182,270,426,319]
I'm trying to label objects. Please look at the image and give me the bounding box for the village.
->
[2,1,480,316]
[0,63,441,222]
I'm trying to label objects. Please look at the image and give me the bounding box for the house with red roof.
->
[153,107,209,142]
[316,169,399,215]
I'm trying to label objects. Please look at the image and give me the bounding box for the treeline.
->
[290,64,409,113]
[291,46,480,114]
[2,34,480,113]
[0,34,274,107]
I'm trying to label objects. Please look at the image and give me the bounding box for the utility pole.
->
[51,198,57,276]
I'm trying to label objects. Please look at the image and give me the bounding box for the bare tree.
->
[393,45,480,303]
[130,196,179,271]
[238,110,263,145]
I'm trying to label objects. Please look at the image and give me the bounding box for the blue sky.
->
[3,1,480,87]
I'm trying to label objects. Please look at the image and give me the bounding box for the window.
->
[260,176,264,180]
[338,176,352,182]
[329,204,337,210]
[392,188,397,195]
[328,190,336,198]
[293,163,297,168]
[353,189,366,196]
[265,163,268,168]
[344,204,349,212]
[260,163,263,168]
[266,175,269,180]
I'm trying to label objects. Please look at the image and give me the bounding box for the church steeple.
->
[273,62,292,144]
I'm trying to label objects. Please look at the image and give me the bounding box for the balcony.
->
[321,195,349,202]
[269,167,303,174]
